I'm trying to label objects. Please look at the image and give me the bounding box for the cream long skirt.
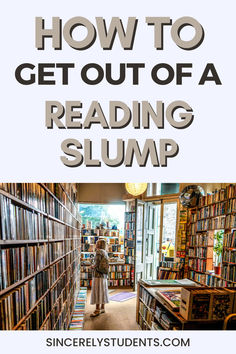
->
[90,278,109,305]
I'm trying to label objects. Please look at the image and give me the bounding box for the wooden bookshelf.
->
[188,231,214,272]
[0,183,81,330]
[13,258,77,330]
[176,209,187,258]
[186,184,236,288]
[158,266,184,280]
[124,211,136,288]
[81,262,132,288]
[80,227,131,287]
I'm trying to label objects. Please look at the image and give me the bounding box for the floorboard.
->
[83,289,139,330]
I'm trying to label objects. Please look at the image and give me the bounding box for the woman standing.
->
[90,239,109,317]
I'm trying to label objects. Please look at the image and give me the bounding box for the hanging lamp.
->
[125,183,147,197]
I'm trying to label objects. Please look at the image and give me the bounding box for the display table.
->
[136,279,236,330]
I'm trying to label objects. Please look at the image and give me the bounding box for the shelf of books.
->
[80,226,132,287]
[158,262,184,280]
[124,211,136,288]
[162,207,188,280]
[137,282,186,330]
[0,183,81,330]
[136,280,236,330]
[187,184,236,288]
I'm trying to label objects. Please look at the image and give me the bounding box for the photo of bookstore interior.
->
[1,182,236,331]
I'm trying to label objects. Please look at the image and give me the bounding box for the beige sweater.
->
[93,249,108,279]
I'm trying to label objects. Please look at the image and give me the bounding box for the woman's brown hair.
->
[96,239,106,250]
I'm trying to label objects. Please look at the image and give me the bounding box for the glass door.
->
[160,201,178,263]
[143,202,161,280]
[154,202,161,271]
[134,199,145,288]
[142,199,178,280]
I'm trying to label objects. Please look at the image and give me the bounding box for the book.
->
[191,294,211,319]
[155,287,182,311]
[212,293,233,320]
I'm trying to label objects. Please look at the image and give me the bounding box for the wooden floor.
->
[83,288,139,330]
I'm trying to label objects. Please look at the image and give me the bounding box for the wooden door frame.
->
[143,197,179,265]
[134,199,145,289]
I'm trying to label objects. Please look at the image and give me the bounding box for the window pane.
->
[147,183,179,197]
[146,183,152,196]
[161,202,177,260]
[155,204,161,266]
[161,183,180,195]
[155,183,161,195]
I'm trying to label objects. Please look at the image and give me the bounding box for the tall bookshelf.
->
[124,211,136,288]
[0,183,81,330]
[165,207,187,279]
[222,185,236,283]
[80,227,132,287]
[187,184,236,287]
[177,209,187,255]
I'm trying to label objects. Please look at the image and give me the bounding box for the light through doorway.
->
[143,200,178,280]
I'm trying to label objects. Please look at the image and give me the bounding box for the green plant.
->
[213,230,224,266]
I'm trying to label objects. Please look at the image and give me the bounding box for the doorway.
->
[143,199,178,280]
